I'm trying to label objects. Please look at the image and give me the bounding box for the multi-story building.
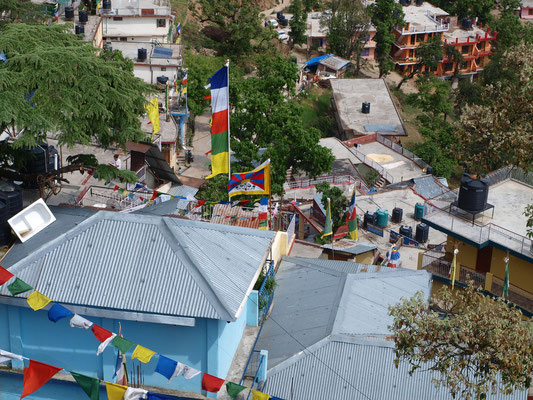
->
[519,0,533,19]
[100,0,174,43]
[392,1,496,79]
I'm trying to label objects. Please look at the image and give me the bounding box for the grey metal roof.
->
[1,211,274,321]
[263,336,527,400]
[319,55,350,71]
[321,239,377,255]
[256,257,429,368]
[412,175,449,200]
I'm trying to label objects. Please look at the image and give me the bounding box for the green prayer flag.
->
[111,336,135,353]
[225,382,247,398]
[321,198,333,239]
[7,278,32,296]
[71,371,100,400]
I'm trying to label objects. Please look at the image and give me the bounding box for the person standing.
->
[110,154,121,169]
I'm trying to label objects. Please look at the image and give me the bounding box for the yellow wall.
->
[355,251,375,265]
[490,248,533,295]
[271,231,288,267]
[446,236,478,269]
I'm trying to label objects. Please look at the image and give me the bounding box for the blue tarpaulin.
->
[305,54,333,67]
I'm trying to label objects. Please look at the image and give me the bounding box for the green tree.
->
[322,0,371,74]
[289,0,308,47]
[230,55,334,195]
[408,76,453,119]
[390,285,533,400]
[396,35,443,90]
[0,0,46,26]
[191,0,273,58]
[431,0,494,23]
[315,182,348,233]
[0,24,152,194]
[525,202,533,239]
[457,43,533,175]
[370,0,404,78]
[195,174,229,202]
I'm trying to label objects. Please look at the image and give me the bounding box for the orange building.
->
[391,2,496,79]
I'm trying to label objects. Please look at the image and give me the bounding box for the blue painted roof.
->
[152,46,174,59]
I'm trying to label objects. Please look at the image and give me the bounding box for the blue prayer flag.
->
[0,50,7,63]
[155,355,177,381]
[47,303,73,323]
[260,197,268,206]
[147,392,188,400]
[271,397,285,400]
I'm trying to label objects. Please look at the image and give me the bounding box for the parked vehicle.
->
[268,19,278,28]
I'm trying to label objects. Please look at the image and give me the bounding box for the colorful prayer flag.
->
[97,333,116,356]
[7,278,32,296]
[105,382,127,400]
[47,303,73,323]
[91,325,113,343]
[201,373,225,393]
[155,355,177,381]
[124,387,148,400]
[180,71,188,99]
[227,160,271,198]
[450,249,459,288]
[131,345,156,364]
[70,314,93,329]
[111,336,135,354]
[147,393,176,400]
[182,364,201,379]
[251,389,270,400]
[205,65,230,179]
[346,187,358,241]
[21,360,62,398]
[27,291,52,311]
[0,265,14,285]
[503,256,510,298]
[145,98,160,135]
[225,382,247,398]
[321,198,332,239]
[71,371,100,400]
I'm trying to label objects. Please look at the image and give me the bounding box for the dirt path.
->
[260,0,292,20]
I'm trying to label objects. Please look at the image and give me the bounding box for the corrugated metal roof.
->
[305,54,333,67]
[209,204,260,229]
[152,46,173,58]
[321,239,377,255]
[264,337,527,400]
[256,257,427,368]
[412,175,449,200]
[1,212,274,321]
[320,55,350,71]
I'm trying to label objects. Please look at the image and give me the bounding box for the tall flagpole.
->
[226,60,231,183]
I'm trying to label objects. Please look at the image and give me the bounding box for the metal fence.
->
[376,134,431,172]
[349,146,396,184]
[258,261,275,324]
[81,186,151,210]
[284,174,369,193]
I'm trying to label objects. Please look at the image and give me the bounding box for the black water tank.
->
[79,10,88,23]
[457,174,489,213]
[392,207,403,223]
[75,25,85,35]
[426,166,434,175]
[65,6,74,19]
[362,102,371,114]
[462,18,473,29]
[0,199,11,246]
[416,0,424,5]
[399,225,413,238]
[364,211,377,229]
[102,0,112,10]
[138,48,147,61]
[157,76,169,85]
[415,223,429,243]
[0,182,23,219]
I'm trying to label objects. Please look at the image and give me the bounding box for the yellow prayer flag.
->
[251,389,270,400]
[145,97,160,135]
[131,345,156,363]
[27,291,52,311]
[105,382,127,400]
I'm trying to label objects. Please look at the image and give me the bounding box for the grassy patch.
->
[171,0,188,22]
[300,87,335,137]
[387,83,424,147]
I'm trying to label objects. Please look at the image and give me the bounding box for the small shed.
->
[321,239,378,263]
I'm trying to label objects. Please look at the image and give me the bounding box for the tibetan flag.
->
[48,303,73,323]
[105,382,127,400]
[202,373,225,393]
[21,360,62,398]
[27,291,52,311]
[145,97,160,135]
[251,389,271,400]
[227,160,271,198]
[205,65,230,179]
[7,278,32,296]
[71,371,100,400]
[321,198,333,239]
[131,345,156,363]
[225,382,246,398]
[346,187,358,241]
[503,257,510,298]
[0,265,14,285]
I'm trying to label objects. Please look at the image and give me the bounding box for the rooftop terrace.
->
[397,3,449,34]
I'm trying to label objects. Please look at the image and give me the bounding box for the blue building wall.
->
[0,297,254,399]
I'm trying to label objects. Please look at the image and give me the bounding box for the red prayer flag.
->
[113,185,120,192]
[21,360,62,398]
[91,324,113,343]
[151,190,158,200]
[197,200,207,207]
[203,95,212,100]
[201,373,225,393]
[0,265,14,285]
